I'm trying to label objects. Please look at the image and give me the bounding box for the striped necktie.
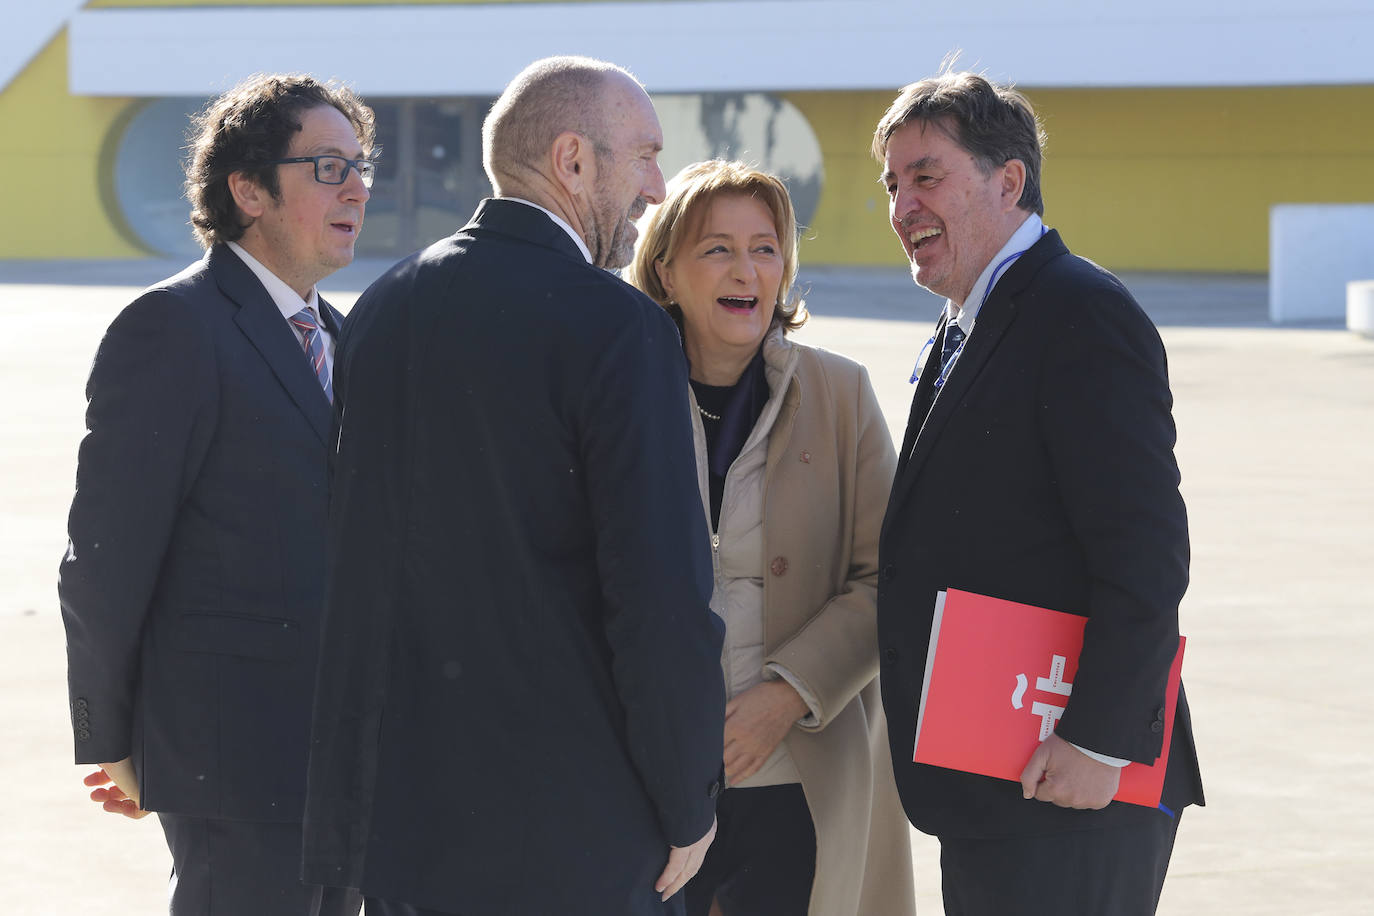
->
[289,307,333,403]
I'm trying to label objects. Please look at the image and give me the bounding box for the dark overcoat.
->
[303,199,726,915]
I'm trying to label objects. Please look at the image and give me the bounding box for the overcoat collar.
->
[208,243,336,444]
[461,197,590,265]
[883,229,1070,534]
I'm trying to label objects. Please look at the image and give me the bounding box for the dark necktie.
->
[937,321,966,385]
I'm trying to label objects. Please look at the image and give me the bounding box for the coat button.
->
[881,564,896,583]
[883,647,899,665]
[708,778,723,799]
[770,556,788,577]
[75,698,89,710]
[799,450,811,463]
[1150,720,1164,734]
[1155,706,1167,722]
[77,729,91,741]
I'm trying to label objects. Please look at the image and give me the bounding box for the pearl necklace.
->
[697,404,722,422]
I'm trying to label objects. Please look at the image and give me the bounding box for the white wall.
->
[65,0,1374,97]
[0,0,87,93]
[1269,204,1374,323]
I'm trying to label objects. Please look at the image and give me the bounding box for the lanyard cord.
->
[907,225,1047,386]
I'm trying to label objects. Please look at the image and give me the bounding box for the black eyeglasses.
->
[267,155,375,188]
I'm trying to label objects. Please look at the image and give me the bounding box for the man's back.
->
[306,199,725,915]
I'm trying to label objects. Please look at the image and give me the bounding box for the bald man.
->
[302,57,725,916]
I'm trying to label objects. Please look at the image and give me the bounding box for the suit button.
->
[769,556,788,577]
[1150,720,1164,734]
[1155,706,1167,722]
[881,564,896,583]
[708,779,723,799]
[75,698,89,710]
[77,729,91,741]
[883,647,899,665]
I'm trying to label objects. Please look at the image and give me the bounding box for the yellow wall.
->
[0,32,145,258]
[789,85,1374,273]
[6,3,1374,268]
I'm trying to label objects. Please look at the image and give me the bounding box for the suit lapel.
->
[884,231,1068,533]
[893,314,949,484]
[211,245,332,445]
[318,295,345,336]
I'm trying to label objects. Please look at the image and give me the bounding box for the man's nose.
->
[342,168,371,203]
[644,161,666,206]
[893,189,922,224]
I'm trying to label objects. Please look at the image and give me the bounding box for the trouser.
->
[158,813,361,916]
[938,809,1182,916]
[684,783,816,916]
[365,894,686,916]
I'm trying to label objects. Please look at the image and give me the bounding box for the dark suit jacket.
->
[60,244,342,822]
[303,199,726,915]
[877,229,1204,839]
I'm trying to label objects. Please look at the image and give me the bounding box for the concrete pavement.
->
[2,258,1370,914]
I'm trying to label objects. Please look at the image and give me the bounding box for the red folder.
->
[913,588,1185,809]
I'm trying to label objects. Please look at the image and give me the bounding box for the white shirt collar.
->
[225,241,320,322]
[945,212,1045,334]
[504,197,593,264]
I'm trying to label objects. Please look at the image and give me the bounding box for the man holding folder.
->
[872,69,1204,915]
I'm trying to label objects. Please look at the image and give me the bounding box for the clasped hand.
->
[1019,733,1120,810]
[723,679,808,786]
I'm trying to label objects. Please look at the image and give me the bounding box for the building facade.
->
[3,0,1373,272]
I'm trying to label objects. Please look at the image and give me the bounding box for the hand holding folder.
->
[913,589,1185,810]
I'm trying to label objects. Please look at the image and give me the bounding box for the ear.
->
[550,131,593,197]
[1000,159,1027,211]
[227,170,269,220]
[653,256,676,300]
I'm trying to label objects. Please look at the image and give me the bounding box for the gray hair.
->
[873,70,1046,216]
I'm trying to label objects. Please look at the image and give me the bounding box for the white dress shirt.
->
[505,198,592,264]
[225,241,335,379]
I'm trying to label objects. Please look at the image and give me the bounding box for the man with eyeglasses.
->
[60,73,374,916]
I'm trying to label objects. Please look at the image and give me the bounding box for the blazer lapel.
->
[893,314,949,483]
[211,245,333,445]
[318,295,345,336]
[884,230,1068,532]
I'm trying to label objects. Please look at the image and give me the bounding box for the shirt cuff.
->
[1068,741,1130,767]
[763,663,820,727]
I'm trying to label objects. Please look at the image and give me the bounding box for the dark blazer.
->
[60,244,342,821]
[877,229,1204,839]
[303,199,726,915]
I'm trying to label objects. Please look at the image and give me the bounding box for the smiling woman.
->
[624,160,916,916]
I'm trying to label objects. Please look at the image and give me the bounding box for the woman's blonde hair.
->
[626,159,807,332]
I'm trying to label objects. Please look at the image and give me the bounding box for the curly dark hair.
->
[184,73,376,248]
